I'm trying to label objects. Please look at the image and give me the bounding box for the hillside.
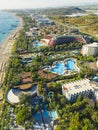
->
[40,7,86,15]
[64,7,85,15]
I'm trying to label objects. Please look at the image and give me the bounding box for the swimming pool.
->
[33,41,44,47]
[49,110,58,119]
[66,60,75,70]
[93,76,98,82]
[34,110,58,120]
[51,62,65,75]
[50,59,76,75]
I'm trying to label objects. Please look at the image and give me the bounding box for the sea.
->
[0,11,19,44]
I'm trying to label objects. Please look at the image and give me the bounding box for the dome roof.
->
[6,89,21,104]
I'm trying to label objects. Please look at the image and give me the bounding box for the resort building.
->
[39,35,86,47]
[40,39,50,46]
[96,61,98,68]
[82,42,98,56]
[53,35,86,45]
[37,18,54,26]
[6,89,21,104]
[6,84,38,104]
[62,79,95,101]
[65,13,88,17]
[94,85,98,101]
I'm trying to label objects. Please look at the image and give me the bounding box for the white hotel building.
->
[82,42,98,56]
[62,79,96,101]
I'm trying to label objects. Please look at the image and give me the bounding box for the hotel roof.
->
[14,83,33,90]
[62,79,95,95]
[87,42,98,47]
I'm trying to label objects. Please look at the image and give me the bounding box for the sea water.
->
[0,11,19,44]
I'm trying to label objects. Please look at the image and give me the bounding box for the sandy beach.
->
[0,13,23,84]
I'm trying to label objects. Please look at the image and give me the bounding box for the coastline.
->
[0,13,23,55]
[0,13,23,84]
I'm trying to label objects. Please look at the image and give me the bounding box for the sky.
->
[0,0,98,9]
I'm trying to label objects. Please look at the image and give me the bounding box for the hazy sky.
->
[0,0,98,9]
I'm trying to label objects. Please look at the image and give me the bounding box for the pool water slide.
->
[34,96,47,111]
[41,96,47,111]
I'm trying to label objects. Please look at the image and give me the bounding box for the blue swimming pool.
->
[50,59,76,75]
[93,76,98,82]
[35,110,58,120]
[66,60,75,70]
[33,41,44,47]
[51,62,65,75]
[49,110,58,119]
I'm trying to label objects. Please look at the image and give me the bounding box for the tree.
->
[91,112,98,123]
[16,106,31,125]
[68,113,81,130]
[19,93,27,104]
[82,118,96,130]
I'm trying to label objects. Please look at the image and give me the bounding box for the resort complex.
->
[1,5,98,130]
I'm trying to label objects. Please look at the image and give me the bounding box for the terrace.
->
[20,72,32,83]
[38,70,57,79]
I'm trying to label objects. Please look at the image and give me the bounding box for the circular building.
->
[6,89,21,104]
[6,84,38,104]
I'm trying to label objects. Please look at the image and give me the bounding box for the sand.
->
[0,13,23,83]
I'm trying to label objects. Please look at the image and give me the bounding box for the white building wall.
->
[82,43,98,56]
[62,79,95,101]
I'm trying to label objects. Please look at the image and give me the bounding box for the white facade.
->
[62,79,95,101]
[6,89,21,104]
[94,87,98,101]
[82,42,98,56]
[96,61,98,68]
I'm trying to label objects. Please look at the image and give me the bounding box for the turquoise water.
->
[33,41,44,47]
[51,59,75,75]
[93,76,98,82]
[49,110,58,119]
[66,60,75,70]
[35,110,58,120]
[51,62,65,75]
[0,11,19,43]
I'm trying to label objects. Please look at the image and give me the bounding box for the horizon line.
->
[0,2,98,10]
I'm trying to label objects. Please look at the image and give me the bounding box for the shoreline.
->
[0,13,23,84]
[0,13,23,55]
